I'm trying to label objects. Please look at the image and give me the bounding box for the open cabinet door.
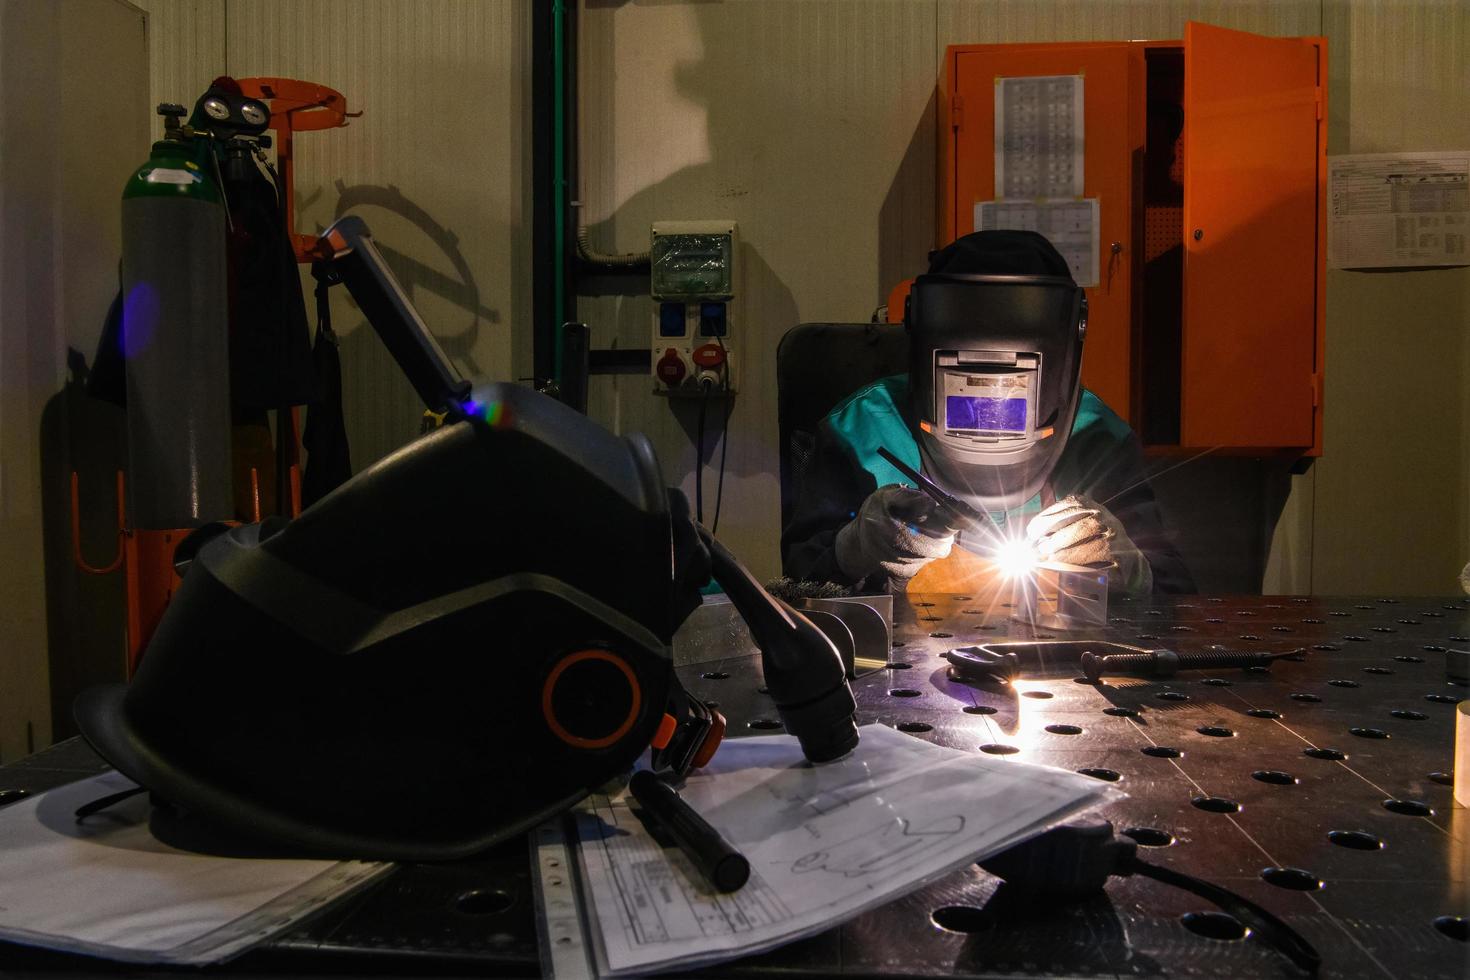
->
[1181,22,1320,448]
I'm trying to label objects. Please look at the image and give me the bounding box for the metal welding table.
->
[1,594,1466,978]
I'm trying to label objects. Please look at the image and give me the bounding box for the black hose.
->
[1128,857,1321,974]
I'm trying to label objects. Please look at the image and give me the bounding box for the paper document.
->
[574,724,1120,976]
[0,772,390,964]
[1329,151,1470,268]
[995,74,1084,200]
[977,198,1101,287]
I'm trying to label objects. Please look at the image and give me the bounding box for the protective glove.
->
[835,485,956,590]
[1026,494,1153,596]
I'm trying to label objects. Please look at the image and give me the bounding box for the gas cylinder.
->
[120,124,233,530]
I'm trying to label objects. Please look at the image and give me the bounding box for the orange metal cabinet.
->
[941,23,1326,454]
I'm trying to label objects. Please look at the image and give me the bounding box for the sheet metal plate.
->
[1,594,1465,978]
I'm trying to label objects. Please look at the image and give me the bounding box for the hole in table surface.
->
[1104,707,1141,718]
[1045,724,1083,735]
[929,631,952,638]
[1191,796,1241,814]
[1200,678,1232,687]
[1197,726,1235,738]
[1142,746,1183,759]
[885,662,912,670]
[1247,709,1282,719]
[1428,771,1454,786]
[1252,770,1298,786]
[1291,693,1323,703]
[1021,690,1053,700]
[1433,916,1469,942]
[1260,867,1321,891]
[1304,747,1346,761]
[1123,826,1174,847]
[1181,911,1248,941]
[896,722,933,733]
[701,671,729,680]
[748,719,782,730]
[1350,727,1390,739]
[1156,691,1190,702]
[931,906,994,934]
[1363,667,1394,675]
[1425,693,1465,705]
[1382,799,1432,817]
[1313,644,1341,652]
[890,689,922,698]
[1328,830,1382,850]
[1077,767,1121,782]
[963,705,997,715]
[978,743,1020,756]
[455,889,516,916]
[1395,655,1425,663]
[0,789,32,807]
[1328,679,1360,688]
[1390,709,1427,721]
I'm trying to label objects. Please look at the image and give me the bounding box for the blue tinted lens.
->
[945,395,1027,432]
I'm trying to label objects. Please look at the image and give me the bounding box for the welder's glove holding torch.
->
[1027,494,1153,596]
[835,485,957,592]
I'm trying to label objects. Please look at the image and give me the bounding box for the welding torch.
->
[876,446,997,547]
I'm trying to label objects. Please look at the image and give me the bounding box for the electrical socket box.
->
[650,220,737,396]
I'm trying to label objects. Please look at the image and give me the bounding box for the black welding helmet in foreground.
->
[74,382,725,861]
[907,230,1087,513]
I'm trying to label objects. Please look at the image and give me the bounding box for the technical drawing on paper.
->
[791,815,965,878]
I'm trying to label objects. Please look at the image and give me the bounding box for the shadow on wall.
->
[579,2,939,576]
[580,11,800,569]
[312,183,502,472]
[879,88,940,311]
[39,350,127,742]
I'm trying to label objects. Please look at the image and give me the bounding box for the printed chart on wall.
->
[1329,151,1469,268]
[994,75,1084,199]
[976,200,1100,287]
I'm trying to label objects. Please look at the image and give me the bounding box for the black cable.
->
[75,785,147,820]
[695,381,710,525]
[1127,856,1322,974]
[711,387,732,536]
[710,333,732,536]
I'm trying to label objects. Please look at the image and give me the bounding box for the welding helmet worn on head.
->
[907,231,1087,513]
[74,382,723,862]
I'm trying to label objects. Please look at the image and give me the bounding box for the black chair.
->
[775,322,908,534]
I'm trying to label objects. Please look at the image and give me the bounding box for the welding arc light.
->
[991,537,1037,579]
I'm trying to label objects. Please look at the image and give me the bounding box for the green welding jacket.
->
[780,375,1195,594]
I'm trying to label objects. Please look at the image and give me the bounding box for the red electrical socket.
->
[656,348,687,387]
[692,344,726,370]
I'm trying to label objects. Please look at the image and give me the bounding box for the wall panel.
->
[0,0,149,760]
[579,0,938,580]
[225,0,528,471]
[133,0,225,109]
[1313,0,1470,595]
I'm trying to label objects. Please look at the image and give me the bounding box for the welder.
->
[782,231,1193,597]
